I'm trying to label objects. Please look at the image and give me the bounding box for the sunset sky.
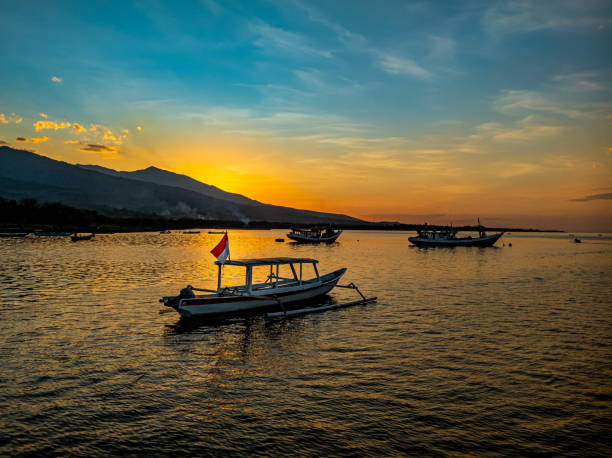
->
[1,0,611,231]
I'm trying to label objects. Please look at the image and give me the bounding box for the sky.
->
[1,0,611,231]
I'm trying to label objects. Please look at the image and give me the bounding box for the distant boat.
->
[275,238,285,242]
[287,227,342,243]
[408,220,503,247]
[183,231,200,234]
[35,231,71,236]
[71,233,94,242]
[0,232,28,238]
[574,238,581,243]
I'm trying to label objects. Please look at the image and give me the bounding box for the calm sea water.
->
[1,230,611,456]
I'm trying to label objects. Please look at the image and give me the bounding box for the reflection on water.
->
[1,230,611,455]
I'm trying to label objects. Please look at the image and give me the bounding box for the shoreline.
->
[0,220,564,235]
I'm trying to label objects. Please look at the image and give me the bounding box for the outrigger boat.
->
[286,227,342,243]
[161,257,374,318]
[408,222,503,248]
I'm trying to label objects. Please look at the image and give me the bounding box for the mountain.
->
[76,164,257,206]
[0,146,363,224]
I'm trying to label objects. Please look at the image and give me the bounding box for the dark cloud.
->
[569,193,612,202]
[79,144,119,153]
[15,137,27,142]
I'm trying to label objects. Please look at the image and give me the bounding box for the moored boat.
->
[161,257,347,318]
[286,227,342,243]
[408,221,503,247]
[0,232,29,238]
[71,233,94,242]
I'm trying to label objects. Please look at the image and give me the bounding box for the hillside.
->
[0,146,363,225]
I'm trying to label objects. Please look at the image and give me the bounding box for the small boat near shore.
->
[408,221,503,247]
[161,257,373,318]
[286,227,342,243]
[0,232,29,238]
[71,233,94,242]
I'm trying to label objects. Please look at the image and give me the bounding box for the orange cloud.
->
[51,76,63,83]
[64,140,79,144]
[79,144,119,154]
[34,120,71,131]
[14,136,47,143]
[73,123,85,134]
[136,125,142,131]
[40,113,48,119]
[0,113,22,124]
[102,128,128,145]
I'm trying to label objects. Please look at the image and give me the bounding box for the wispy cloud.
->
[15,137,27,142]
[494,89,589,119]
[64,140,79,144]
[287,0,368,49]
[250,22,332,58]
[72,123,85,134]
[569,192,612,202]
[497,162,542,178]
[288,0,432,80]
[483,0,612,35]
[552,70,609,92]
[473,117,561,141]
[51,76,63,83]
[293,69,367,95]
[429,35,456,59]
[376,53,433,79]
[40,113,48,119]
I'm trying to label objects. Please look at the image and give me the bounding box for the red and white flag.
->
[210,232,230,263]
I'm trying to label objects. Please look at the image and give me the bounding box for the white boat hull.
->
[175,269,346,318]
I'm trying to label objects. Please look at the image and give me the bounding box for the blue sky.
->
[1,0,611,230]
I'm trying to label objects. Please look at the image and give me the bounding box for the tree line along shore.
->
[0,197,561,234]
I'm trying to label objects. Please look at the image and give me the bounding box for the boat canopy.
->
[215,257,318,267]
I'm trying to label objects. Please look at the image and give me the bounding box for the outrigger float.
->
[161,257,375,319]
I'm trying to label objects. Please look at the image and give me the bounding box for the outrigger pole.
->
[266,282,376,319]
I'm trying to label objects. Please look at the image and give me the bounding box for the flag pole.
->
[226,230,230,261]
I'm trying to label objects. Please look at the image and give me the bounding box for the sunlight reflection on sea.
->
[0,230,610,455]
